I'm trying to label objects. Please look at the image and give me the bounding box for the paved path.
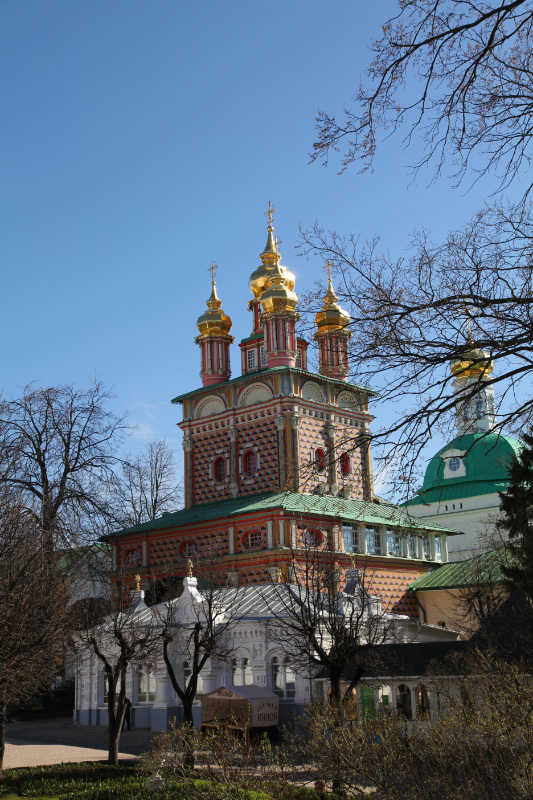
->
[4,716,157,769]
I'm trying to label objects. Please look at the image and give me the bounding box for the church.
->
[75,206,463,731]
[108,205,456,615]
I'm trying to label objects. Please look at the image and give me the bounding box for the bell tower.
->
[450,328,496,433]
[195,262,234,387]
[314,261,351,381]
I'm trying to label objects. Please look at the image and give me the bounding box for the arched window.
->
[416,684,430,720]
[396,684,412,719]
[137,668,156,703]
[241,530,263,550]
[213,457,226,483]
[314,448,326,474]
[271,656,296,699]
[243,450,257,477]
[232,657,253,687]
[340,453,350,476]
[304,528,323,548]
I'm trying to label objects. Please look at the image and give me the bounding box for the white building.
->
[405,338,521,561]
[74,574,460,731]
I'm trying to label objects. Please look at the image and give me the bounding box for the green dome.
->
[408,432,522,506]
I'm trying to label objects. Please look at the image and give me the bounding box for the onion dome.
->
[260,259,298,315]
[314,272,350,333]
[249,202,295,299]
[196,267,233,338]
[450,329,493,377]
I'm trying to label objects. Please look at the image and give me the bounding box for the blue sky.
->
[1,1,508,490]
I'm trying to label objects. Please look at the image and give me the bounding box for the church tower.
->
[450,329,496,434]
[195,263,234,387]
[314,261,351,381]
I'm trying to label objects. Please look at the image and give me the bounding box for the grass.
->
[0,762,324,799]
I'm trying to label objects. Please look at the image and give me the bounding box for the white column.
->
[266,520,273,549]
[278,519,285,547]
[359,524,367,555]
[382,526,389,556]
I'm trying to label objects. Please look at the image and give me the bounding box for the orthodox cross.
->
[264,200,276,229]
[187,558,194,578]
[208,261,217,284]
[134,574,141,591]
[324,259,333,282]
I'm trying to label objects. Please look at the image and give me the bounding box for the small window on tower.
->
[213,457,226,483]
[260,346,266,366]
[314,448,326,474]
[243,450,257,477]
[296,350,302,368]
[247,349,256,370]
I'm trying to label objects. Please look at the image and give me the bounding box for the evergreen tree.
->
[499,430,533,596]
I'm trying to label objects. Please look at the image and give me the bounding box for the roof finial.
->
[265,200,276,231]
[324,259,333,283]
[277,566,283,583]
[187,558,194,579]
[208,260,217,286]
[134,574,141,591]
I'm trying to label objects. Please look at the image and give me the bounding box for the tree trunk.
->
[0,703,6,782]
[108,718,120,767]
[329,670,342,706]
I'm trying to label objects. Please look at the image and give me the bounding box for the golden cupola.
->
[196,267,233,340]
[260,260,299,315]
[314,272,350,333]
[450,329,493,378]
[314,261,351,381]
[195,263,234,387]
[249,201,295,301]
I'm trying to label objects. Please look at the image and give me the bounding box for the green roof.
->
[171,366,378,404]
[107,491,460,539]
[410,548,507,591]
[405,432,521,507]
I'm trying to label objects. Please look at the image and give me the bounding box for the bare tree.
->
[262,540,394,706]
[74,569,161,767]
[0,491,69,780]
[155,549,245,730]
[312,0,533,199]
[112,438,182,529]
[299,201,533,493]
[0,382,127,551]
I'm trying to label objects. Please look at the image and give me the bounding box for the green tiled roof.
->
[404,433,521,507]
[107,491,460,539]
[404,480,509,506]
[171,367,378,404]
[409,548,508,591]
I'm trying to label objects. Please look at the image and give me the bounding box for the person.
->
[122,697,132,731]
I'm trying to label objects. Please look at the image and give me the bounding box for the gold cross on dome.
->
[264,200,276,229]
[208,261,217,284]
[187,558,194,578]
[134,574,141,591]
[324,259,333,281]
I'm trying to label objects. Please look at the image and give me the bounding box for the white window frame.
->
[247,349,256,370]
[365,525,382,555]
[341,523,359,553]
[387,528,402,557]
[271,655,296,700]
[260,346,266,366]
[137,667,156,704]
[232,657,253,687]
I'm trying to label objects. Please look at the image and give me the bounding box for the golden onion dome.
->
[196,280,233,339]
[249,205,295,299]
[450,331,493,377]
[314,277,350,334]
[260,261,298,315]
